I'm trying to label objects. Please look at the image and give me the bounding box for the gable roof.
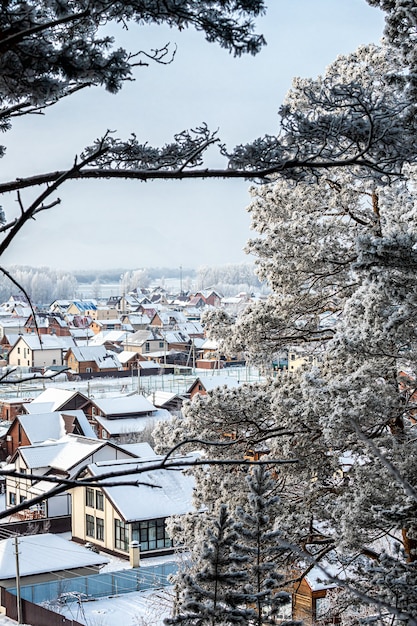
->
[23,388,89,413]
[67,346,122,369]
[87,456,195,522]
[92,408,170,436]
[188,375,241,394]
[16,435,105,471]
[69,300,97,312]
[14,410,96,443]
[91,395,156,417]
[14,335,75,351]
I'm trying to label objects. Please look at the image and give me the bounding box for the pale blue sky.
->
[1,1,385,271]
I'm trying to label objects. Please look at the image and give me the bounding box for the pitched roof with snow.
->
[92,395,156,417]
[93,408,170,436]
[17,436,104,471]
[188,375,241,393]
[87,456,195,522]
[25,387,86,412]
[67,346,122,369]
[18,335,76,350]
[16,410,96,442]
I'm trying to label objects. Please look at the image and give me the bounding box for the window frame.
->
[86,514,95,538]
[95,490,104,511]
[85,487,94,508]
[131,518,172,552]
[114,519,129,552]
[96,517,104,541]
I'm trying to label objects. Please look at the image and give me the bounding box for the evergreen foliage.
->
[165,504,251,626]
[233,466,293,626]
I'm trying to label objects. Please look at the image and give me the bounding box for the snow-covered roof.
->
[68,346,122,369]
[163,331,190,344]
[177,321,204,335]
[189,375,241,393]
[200,338,218,350]
[117,350,140,364]
[124,314,151,325]
[25,387,85,412]
[17,335,76,351]
[18,436,104,471]
[92,395,156,417]
[88,330,127,346]
[87,456,195,522]
[119,442,157,458]
[305,550,351,591]
[156,310,187,325]
[146,391,184,407]
[138,360,159,369]
[0,534,108,580]
[93,408,170,436]
[16,410,96,442]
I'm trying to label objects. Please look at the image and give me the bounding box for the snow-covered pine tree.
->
[176,43,417,624]
[233,465,295,626]
[165,504,252,626]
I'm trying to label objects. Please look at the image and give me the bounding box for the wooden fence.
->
[1,587,83,626]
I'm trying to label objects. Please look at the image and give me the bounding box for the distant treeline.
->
[0,263,265,306]
[74,267,197,284]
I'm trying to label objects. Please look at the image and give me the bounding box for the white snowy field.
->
[0,542,178,626]
[57,586,174,626]
[0,586,174,626]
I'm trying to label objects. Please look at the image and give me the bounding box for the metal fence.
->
[8,560,178,606]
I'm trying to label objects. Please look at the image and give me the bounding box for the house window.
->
[96,517,104,541]
[52,359,56,365]
[96,490,104,511]
[9,492,16,506]
[131,518,172,552]
[85,487,94,508]
[86,367,93,373]
[114,519,129,552]
[159,342,164,349]
[19,495,26,504]
[315,596,330,620]
[17,347,20,354]
[145,342,150,352]
[86,514,95,538]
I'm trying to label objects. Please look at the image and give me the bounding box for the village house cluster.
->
[0,286,329,624]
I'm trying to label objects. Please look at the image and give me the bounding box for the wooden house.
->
[64,345,122,375]
[86,395,171,440]
[187,375,240,400]
[89,318,123,335]
[0,398,26,422]
[3,409,97,458]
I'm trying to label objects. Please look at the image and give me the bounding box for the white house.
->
[8,334,75,369]
[72,455,195,557]
[5,435,137,518]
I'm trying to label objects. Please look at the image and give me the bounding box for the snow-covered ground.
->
[0,535,179,626]
[57,586,174,626]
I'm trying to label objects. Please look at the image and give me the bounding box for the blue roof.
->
[72,301,97,311]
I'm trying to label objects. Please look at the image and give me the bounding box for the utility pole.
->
[14,536,22,624]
